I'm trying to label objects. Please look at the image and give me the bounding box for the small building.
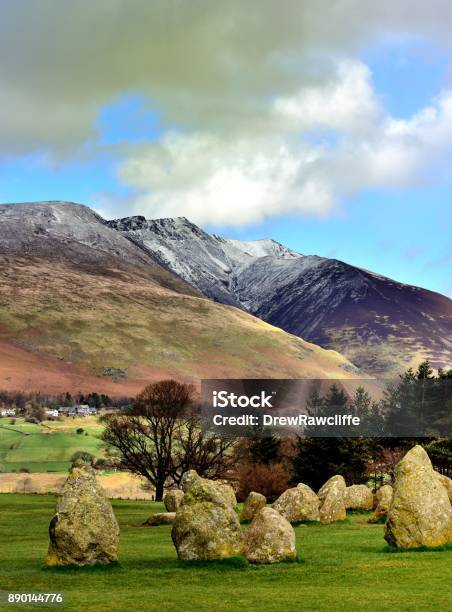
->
[46,409,59,418]
[0,408,16,417]
[74,404,91,416]
[57,405,96,417]
[58,406,77,417]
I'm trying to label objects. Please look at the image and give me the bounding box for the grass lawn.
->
[0,417,105,472]
[0,495,451,611]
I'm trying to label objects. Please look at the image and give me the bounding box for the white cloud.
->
[2,2,452,224]
[115,61,452,225]
[2,1,452,154]
[273,61,382,136]
[118,132,333,225]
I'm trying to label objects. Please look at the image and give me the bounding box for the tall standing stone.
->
[46,463,120,566]
[243,508,296,564]
[385,446,452,548]
[272,483,319,523]
[318,475,346,524]
[172,472,242,560]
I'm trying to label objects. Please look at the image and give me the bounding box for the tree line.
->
[0,389,131,412]
[100,361,451,501]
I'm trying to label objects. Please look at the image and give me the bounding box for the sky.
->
[0,1,451,296]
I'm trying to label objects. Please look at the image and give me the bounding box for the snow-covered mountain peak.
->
[107,215,308,306]
[0,201,167,269]
[108,215,209,240]
[224,238,302,260]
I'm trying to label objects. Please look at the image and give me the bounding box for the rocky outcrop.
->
[385,446,452,548]
[172,471,242,560]
[144,512,176,526]
[240,492,267,522]
[46,463,120,566]
[318,475,346,524]
[163,489,185,512]
[368,485,393,523]
[243,508,296,564]
[272,484,319,523]
[344,485,374,511]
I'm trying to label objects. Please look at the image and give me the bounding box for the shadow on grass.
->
[381,543,452,554]
[367,515,387,525]
[283,554,304,565]
[112,555,305,572]
[113,556,250,572]
[292,520,318,527]
[42,560,122,573]
[41,551,307,573]
[180,555,305,570]
[293,518,351,527]
[178,556,250,570]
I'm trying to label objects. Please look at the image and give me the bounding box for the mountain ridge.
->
[108,213,452,376]
[0,201,361,393]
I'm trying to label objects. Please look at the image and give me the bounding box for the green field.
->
[0,495,451,611]
[0,417,105,473]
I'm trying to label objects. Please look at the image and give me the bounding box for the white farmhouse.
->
[0,408,16,417]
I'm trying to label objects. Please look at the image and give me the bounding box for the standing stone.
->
[385,445,452,548]
[163,489,184,512]
[180,469,199,492]
[435,472,452,503]
[180,470,236,507]
[172,471,242,560]
[344,485,374,510]
[368,485,393,523]
[217,482,237,509]
[144,512,176,526]
[318,475,347,501]
[243,508,296,564]
[272,483,319,523]
[46,463,120,566]
[318,475,346,524]
[240,491,267,522]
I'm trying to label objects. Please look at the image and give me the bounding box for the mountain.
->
[0,202,359,393]
[107,215,303,307]
[108,215,452,376]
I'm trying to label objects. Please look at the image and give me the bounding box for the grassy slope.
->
[0,256,358,394]
[0,417,104,472]
[0,495,451,612]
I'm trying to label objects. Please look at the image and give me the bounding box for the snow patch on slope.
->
[225,238,301,260]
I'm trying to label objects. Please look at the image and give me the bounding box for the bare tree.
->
[101,379,235,500]
[102,380,192,500]
[171,407,237,485]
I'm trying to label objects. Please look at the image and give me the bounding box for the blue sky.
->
[0,2,451,296]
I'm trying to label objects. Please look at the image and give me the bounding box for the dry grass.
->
[0,471,154,500]
[0,256,358,393]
